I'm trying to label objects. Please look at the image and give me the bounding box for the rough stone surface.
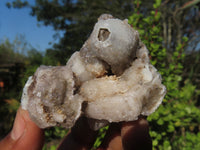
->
[21,14,166,129]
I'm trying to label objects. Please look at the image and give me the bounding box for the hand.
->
[0,107,44,150]
[0,107,152,150]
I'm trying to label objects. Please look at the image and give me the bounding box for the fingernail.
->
[11,109,26,140]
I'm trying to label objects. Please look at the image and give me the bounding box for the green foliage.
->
[6,0,29,9]
[43,127,68,150]
[129,0,166,70]
[45,127,68,140]
[129,0,200,149]
[92,126,109,149]
[43,144,57,150]
[0,38,26,64]
[183,51,200,90]
[20,65,39,89]
[148,92,200,149]
[42,49,62,65]
[173,132,200,150]
[27,49,43,65]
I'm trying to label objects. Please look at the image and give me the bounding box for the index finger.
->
[121,116,152,150]
[57,117,98,150]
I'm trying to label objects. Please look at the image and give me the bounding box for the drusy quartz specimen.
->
[21,14,166,130]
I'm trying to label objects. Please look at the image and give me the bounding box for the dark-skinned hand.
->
[0,107,152,150]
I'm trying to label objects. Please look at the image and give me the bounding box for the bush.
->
[129,0,200,149]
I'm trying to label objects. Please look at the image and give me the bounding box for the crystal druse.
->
[21,14,166,130]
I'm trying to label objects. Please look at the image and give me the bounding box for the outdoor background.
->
[0,0,200,150]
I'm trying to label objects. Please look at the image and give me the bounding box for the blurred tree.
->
[160,0,200,51]
[0,38,25,64]
[0,37,43,138]
[7,0,200,65]
[0,38,26,138]
[7,0,136,64]
[27,48,43,65]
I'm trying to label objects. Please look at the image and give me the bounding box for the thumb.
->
[0,107,44,150]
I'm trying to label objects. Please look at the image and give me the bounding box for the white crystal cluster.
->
[21,14,166,129]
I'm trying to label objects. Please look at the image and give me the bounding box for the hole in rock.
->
[98,28,110,42]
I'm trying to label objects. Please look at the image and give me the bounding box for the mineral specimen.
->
[21,14,166,129]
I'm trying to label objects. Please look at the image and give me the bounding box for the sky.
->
[0,0,63,52]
